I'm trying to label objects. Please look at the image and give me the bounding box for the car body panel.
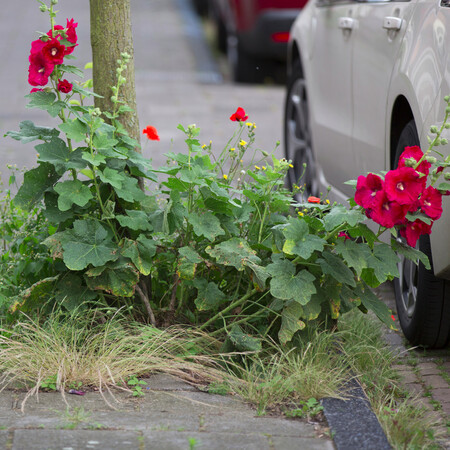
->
[288,0,450,278]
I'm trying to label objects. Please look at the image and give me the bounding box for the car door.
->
[307,0,360,196]
[351,0,418,174]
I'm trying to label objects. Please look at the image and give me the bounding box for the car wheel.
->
[393,120,450,348]
[227,35,263,83]
[284,60,318,199]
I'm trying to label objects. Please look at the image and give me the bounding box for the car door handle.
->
[383,17,402,31]
[338,17,355,31]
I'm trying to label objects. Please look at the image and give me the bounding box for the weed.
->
[207,382,229,396]
[188,437,199,449]
[40,375,57,391]
[58,406,91,429]
[127,375,147,397]
[285,398,324,419]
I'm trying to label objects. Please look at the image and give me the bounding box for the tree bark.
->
[89,0,141,149]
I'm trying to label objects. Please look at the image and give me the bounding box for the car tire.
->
[227,35,263,83]
[284,60,318,199]
[393,120,450,348]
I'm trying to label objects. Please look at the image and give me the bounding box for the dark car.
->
[210,0,306,83]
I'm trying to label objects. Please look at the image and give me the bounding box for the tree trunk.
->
[89,0,141,149]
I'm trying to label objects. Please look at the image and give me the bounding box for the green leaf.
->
[334,240,373,277]
[187,211,224,241]
[245,261,270,290]
[14,162,60,210]
[85,261,139,297]
[36,137,70,173]
[55,273,97,311]
[54,180,93,211]
[121,236,156,276]
[355,283,396,329]
[282,218,325,259]
[61,219,119,270]
[26,91,65,117]
[59,118,88,142]
[92,132,118,150]
[82,152,106,167]
[177,246,203,280]
[318,252,356,287]
[115,176,146,202]
[193,278,226,311]
[59,64,84,77]
[228,324,262,352]
[391,238,430,270]
[365,243,400,284]
[43,192,74,223]
[116,210,152,231]
[206,238,260,270]
[279,301,305,345]
[5,120,59,143]
[98,167,126,189]
[10,277,58,313]
[437,182,450,192]
[323,205,366,231]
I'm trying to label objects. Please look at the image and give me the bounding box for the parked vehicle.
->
[284,0,450,348]
[210,0,306,83]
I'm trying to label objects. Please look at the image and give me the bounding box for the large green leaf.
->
[115,176,146,202]
[26,91,65,117]
[116,210,152,231]
[5,120,59,143]
[59,118,88,142]
[187,211,224,241]
[228,324,262,352]
[391,238,430,270]
[323,205,366,231]
[99,167,127,189]
[365,243,400,284]
[43,192,74,223]
[14,163,60,210]
[177,246,203,280]
[193,278,226,311]
[55,273,97,311]
[36,137,71,173]
[282,218,325,259]
[85,261,139,297]
[318,251,356,287]
[121,236,156,276]
[279,301,305,345]
[54,180,93,211]
[334,240,373,277]
[61,219,119,270]
[206,237,260,270]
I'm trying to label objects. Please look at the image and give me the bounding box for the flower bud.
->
[430,125,438,133]
[445,123,450,129]
[111,95,117,102]
[445,95,450,103]
[403,157,416,167]
[444,173,450,181]
[425,156,437,163]
[39,4,47,12]
[441,138,448,145]
[51,0,58,4]
[262,151,269,157]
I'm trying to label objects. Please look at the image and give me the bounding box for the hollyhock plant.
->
[398,145,431,178]
[42,38,66,65]
[400,219,433,247]
[367,189,408,228]
[28,50,54,86]
[354,173,384,209]
[384,167,423,206]
[57,79,72,93]
[419,186,443,220]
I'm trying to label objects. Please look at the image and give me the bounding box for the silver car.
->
[284,0,450,348]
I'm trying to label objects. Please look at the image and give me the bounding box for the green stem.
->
[198,288,259,331]
[208,310,266,338]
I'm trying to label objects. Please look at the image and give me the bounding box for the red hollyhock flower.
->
[354,173,384,209]
[369,189,408,228]
[399,219,432,247]
[398,145,431,177]
[28,51,54,86]
[230,107,248,122]
[57,79,73,93]
[143,126,160,141]
[47,19,78,54]
[384,167,423,206]
[30,88,43,93]
[419,186,443,220]
[338,232,351,240]
[307,196,321,204]
[29,38,46,58]
[42,38,66,65]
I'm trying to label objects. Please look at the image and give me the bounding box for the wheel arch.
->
[389,95,415,169]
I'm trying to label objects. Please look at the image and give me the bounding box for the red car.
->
[210,0,306,83]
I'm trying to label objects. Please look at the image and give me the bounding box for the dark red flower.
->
[419,186,443,220]
[384,167,423,206]
[42,38,66,65]
[28,51,54,86]
[143,126,160,141]
[354,173,384,209]
[338,232,351,240]
[30,88,43,93]
[230,107,248,122]
[29,39,46,58]
[57,79,73,93]
[399,219,432,247]
[368,189,408,228]
[398,145,431,177]
[437,166,444,174]
[47,19,78,55]
[307,196,321,204]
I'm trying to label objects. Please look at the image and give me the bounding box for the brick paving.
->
[375,282,450,448]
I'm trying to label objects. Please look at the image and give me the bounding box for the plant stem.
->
[199,288,259,331]
[135,284,156,326]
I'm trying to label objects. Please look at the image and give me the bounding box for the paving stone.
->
[397,371,420,384]
[417,362,440,370]
[269,436,335,450]
[12,429,141,450]
[431,388,450,405]
[142,373,197,391]
[422,375,449,389]
[0,431,10,449]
